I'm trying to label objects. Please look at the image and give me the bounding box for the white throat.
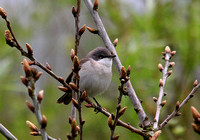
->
[97,58,113,68]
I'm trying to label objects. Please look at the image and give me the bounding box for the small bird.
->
[57,47,116,105]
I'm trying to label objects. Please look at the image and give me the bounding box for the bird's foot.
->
[93,97,102,113]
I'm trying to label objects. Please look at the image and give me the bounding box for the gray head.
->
[87,47,116,61]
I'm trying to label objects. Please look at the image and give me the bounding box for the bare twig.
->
[83,0,150,127]
[2,10,72,92]
[0,123,17,140]
[158,82,200,130]
[153,46,174,129]
[22,60,52,140]
[71,0,85,139]
[83,97,146,137]
[109,66,129,139]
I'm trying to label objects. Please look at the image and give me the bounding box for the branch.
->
[158,81,200,130]
[83,97,145,137]
[22,59,57,140]
[153,46,175,129]
[83,0,150,127]
[0,123,17,140]
[109,66,129,139]
[71,0,86,139]
[1,8,73,93]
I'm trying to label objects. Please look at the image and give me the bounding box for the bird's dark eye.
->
[99,55,104,59]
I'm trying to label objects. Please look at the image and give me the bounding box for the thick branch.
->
[0,123,17,140]
[83,0,150,127]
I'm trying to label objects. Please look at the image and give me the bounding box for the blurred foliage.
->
[1,0,200,140]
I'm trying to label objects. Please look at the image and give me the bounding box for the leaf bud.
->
[153,97,158,102]
[34,72,43,81]
[118,106,127,118]
[160,100,166,107]
[29,132,39,136]
[175,101,180,110]
[191,106,200,121]
[20,76,28,86]
[120,66,126,80]
[26,43,33,56]
[73,56,80,71]
[113,38,118,47]
[72,6,77,17]
[26,100,34,113]
[192,123,200,134]
[69,82,79,91]
[4,30,12,42]
[159,79,163,87]
[170,51,176,56]
[79,24,86,36]
[93,0,98,11]
[86,26,99,34]
[70,49,75,61]
[37,90,44,103]
[193,80,198,87]
[108,115,113,129]
[58,86,69,92]
[113,134,120,140]
[158,64,163,72]
[167,70,173,77]
[23,59,32,77]
[26,121,38,132]
[165,46,171,53]
[126,65,131,76]
[0,7,7,19]
[72,98,79,109]
[46,62,52,71]
[169,62,175,68]
[150,130,162,140]
[41,115,47,128]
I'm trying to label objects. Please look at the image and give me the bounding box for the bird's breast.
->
[79,59,112,97]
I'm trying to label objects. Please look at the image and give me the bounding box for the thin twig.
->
[158,82,200,130]
[3,18,72,91]
[72,0,85,139]
[22,59,56,140]
[74,0,81,56]
[83,0,150,127]
[0,123,18,140]
[110,91,123,139]
[24,67,47,139]
[110,67,128,139]
[153,47,172,129]
[84,97,145,137]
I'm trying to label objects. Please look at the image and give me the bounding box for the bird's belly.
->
[79,64,112,97]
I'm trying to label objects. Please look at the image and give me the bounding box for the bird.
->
[57,47,116,105]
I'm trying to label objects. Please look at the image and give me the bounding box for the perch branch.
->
[84,97,146,137]
[83,0,150,127]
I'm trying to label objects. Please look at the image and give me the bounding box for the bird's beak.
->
[110,54,116,58]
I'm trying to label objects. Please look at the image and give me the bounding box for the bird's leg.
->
[93,97,102,113]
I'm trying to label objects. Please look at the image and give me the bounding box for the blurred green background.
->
[1,0,200,139]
